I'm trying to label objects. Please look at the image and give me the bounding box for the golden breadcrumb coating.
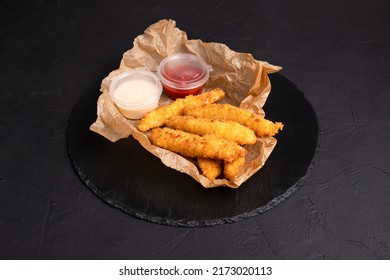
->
[138,88,225,132]
[183,103,283,137]
[164,115,256,145]
[224,156,246,180]
[197,157,222,180]
[150,127,246,162]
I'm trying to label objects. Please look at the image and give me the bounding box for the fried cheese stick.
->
[224,156,245,180]
[183,103,284,137]
[151,127,246,163]
[164,115,256,145]
[197,158,222,180]
[138,88,225,132]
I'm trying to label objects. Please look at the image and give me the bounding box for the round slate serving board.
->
[67,73,319,227]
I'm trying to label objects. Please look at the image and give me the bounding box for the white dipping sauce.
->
[109,70,162,119]
[114,77,157,104]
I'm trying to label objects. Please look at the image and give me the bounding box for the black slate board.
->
[67,73,318,227]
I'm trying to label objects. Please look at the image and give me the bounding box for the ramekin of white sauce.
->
[109,69,163,119]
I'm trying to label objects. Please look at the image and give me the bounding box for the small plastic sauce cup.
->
[157,53,212,99]
[109,69,163,119]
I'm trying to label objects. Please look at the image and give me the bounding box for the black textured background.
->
[1,0,390,259]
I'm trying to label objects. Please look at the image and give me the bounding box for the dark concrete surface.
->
[1,0,389,259]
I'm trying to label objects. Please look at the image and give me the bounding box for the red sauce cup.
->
[157,53,212,99]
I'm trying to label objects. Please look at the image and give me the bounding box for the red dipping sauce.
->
[157,53,212,99]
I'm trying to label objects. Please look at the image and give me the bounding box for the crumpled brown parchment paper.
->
[90,19,282,188]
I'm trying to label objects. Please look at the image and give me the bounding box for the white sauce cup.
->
[109,69,163,119]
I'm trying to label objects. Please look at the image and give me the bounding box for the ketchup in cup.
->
[157,53,212,99]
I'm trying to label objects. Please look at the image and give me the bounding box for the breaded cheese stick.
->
[224,156,246,180]
[198,157,222,180]
[164,115,256,145]
[150,127,246,162]
[183,103,283,137]
[138,88,225,132]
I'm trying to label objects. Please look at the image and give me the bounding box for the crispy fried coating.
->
[138,88,225,132]
[183,103,284,137]
[150,127,246,162]
[198,157,222,180]
[164,115,256,145]
[224,156,246,180]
